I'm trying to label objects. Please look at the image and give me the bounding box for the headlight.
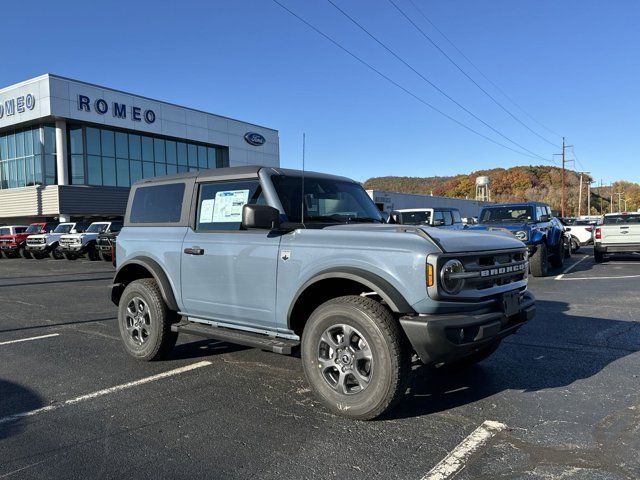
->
[440,259,465,294]
[514,230,528,241]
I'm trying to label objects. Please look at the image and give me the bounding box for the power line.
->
[387,0,561,149]
[405,0,562,140]
[325,0,553,164]
[271,0,555,163]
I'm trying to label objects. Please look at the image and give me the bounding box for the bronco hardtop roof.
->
[132,165,355,187]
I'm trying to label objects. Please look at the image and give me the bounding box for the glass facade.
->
[67,124,230,187]
[0,124,56,189]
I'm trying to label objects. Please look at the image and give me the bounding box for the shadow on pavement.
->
[386,298,640,420]
[0,380,44,440]
[169,338,250,360]
[0,276,114,288]
[0,317,117,334]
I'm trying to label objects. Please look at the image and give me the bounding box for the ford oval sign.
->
[244,132,266,146]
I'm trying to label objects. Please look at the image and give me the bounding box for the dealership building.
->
[0,74,279,224]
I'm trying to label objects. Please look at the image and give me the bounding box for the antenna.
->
[300,133,306,227]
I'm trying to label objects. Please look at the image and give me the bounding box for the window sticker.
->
[211,190,250,222]
[199,198,216,223]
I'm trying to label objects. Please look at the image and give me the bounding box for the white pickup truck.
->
[594,212,640,262]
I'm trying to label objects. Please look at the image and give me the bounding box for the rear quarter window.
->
[130,183,186,224]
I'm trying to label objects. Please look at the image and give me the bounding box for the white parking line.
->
[559,274,640,281]
[421,420,506,480]
[0,333,60,346]
[555,255,590,280]
[0,360,212,425]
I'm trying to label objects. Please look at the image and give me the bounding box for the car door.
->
[180,178,281,330]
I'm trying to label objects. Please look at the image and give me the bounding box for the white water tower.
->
[476,176,491,202]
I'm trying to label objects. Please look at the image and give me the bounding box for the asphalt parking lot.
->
[1,250,639,480]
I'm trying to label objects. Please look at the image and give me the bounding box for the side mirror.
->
[539,214,551,222]
[242,204,280,230]
[432,219,445,227]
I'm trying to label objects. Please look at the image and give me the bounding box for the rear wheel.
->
[529,243,549,277]
[118,279,178,361]
[550,240,565,269]
[87,244,99,261]
[571,237,580,254]
[301,296,410,420]
[594,249,605,263]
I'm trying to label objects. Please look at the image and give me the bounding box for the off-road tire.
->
[301,295,411,420]
[118,278,178,361]
[571,237,580,254]
[98,250,112,262]
[51,247,64,259]
[564,237,572,259]
[529,243,549,277]
[64,252,78,260]
[442,341,501,370]
[32,251,46,260]
[550,240,565,269]
[594,249,605,263]
[19,247,32,259]
[87,244,99,261]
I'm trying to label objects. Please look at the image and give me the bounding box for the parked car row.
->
[0,221,122,262]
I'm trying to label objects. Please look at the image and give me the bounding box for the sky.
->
[1,0,638,184]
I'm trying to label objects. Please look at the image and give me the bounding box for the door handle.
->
[184,247,205,255]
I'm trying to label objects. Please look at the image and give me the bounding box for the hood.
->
[324,223,525,253]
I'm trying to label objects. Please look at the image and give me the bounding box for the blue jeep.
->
[471,202,567,277]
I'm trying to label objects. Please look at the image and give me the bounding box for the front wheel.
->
[98,250,112,262]
[118,279,178,361]
[64,252,78,260]
[529,243,549,277]
[571,237,580,254]
[301,296,410,420]
[19,247,32,259]
[550,240,565,268]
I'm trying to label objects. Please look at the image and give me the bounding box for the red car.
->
[0,222,52,258]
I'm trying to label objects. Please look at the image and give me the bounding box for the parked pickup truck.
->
[594,212,640,262]
[111,166,535,420]
[389,208,464,229]
[0,223,54,258]
[59,221,115,260]
[0,226,28,258]
[470,202,567,277]
[26,222,84,259]
[95,221,123,262]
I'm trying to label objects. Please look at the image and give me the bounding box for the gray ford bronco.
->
[111,166,535,419]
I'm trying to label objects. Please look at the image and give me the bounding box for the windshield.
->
[271,175,383,224]
[54,224,74,234]
[399,211,430,225]
[604,214,640,225]
[25,225,43,233]
[86,223,109,233]
[480,206,534,223]
[109,222,123,233]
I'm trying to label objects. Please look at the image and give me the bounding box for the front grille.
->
[60,238,79,246]
[429,248,528,300]
[27,238,46,245]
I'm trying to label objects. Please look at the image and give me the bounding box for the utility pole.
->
[557,137,573,218]
[587,180,593,215]
[615,191,624,212]
[599,180,604,215]
[610,184,614,214]
[578,173,584,217]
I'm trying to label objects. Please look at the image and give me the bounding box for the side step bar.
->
[171,321,299,355]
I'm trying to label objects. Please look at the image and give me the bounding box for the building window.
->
[64,124,227,188]
[0,124,52,190]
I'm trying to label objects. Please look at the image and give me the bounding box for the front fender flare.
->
[287,267,415,328]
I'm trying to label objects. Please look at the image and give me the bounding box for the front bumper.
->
[0,245,19,254]
[400,290,536,365]
[59,244,85,253]
[25,244,49,252]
